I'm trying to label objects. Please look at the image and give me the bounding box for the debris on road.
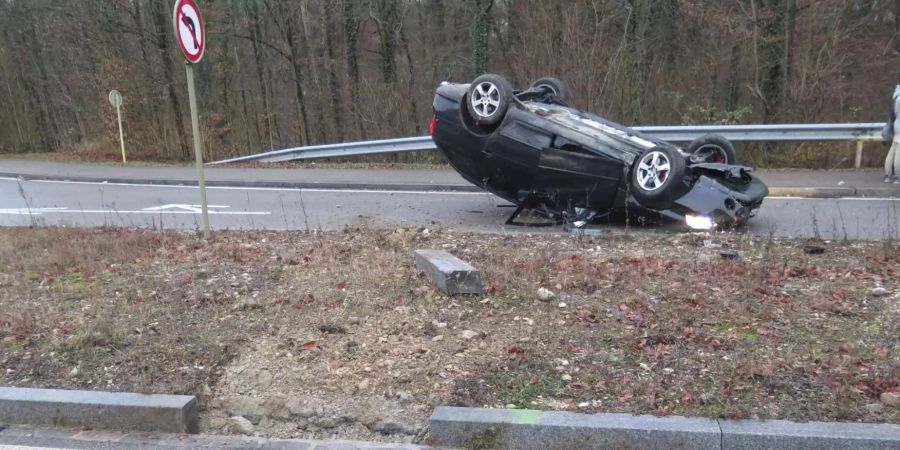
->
[413,249,483,295]
[803,244,827,254]
[703,238,726,249]
[460,330,478,340]
[227,416,254,435]
[536,287,555,302]
[719,249,739,260]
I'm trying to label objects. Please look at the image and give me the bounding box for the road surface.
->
[2,177,898,240]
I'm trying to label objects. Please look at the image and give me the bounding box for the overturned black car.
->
[429,74,768,230]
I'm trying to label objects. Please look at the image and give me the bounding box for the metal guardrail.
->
[212,136,437,164]
[636,123,884,142]
[211,123,886,168]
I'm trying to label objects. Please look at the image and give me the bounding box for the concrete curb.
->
[0,172,482,193]
[0,387,198,433]
[427,406,900,450]
[3,171,899,198]
[0,425,430,449]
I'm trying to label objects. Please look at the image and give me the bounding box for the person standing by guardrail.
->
[883,85,900,183]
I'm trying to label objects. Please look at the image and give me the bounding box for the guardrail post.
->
[854,141,863,169]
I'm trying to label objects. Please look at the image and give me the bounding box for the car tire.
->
[466,74,514,126]
[685,134,737,164]
[530,77,568,102]
[631,146,690,209]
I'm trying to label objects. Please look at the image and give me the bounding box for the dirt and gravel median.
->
[1,227,897,443]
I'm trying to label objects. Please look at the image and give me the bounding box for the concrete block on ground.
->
[719,418,900,450]
[428,406,720,449]
[413,250,482,295]
[0,387,198,433]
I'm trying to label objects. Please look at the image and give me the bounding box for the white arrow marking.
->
[141,204,229,212]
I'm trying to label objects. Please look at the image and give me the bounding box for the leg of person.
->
[886,140,899,183]
[894,144,900,182]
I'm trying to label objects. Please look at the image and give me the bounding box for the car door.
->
[536,136,623,210]
[482,108,552,172]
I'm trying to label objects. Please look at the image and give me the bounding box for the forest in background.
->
[0,0,898,168]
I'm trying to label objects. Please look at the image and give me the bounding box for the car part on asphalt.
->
[719,250,740,259]
[431,74,769,229]
[803,244,826,254]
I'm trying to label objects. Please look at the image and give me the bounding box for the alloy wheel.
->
[637,151,671,191]
[470,82,501,118]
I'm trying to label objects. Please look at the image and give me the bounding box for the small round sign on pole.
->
[173,0,210,237]
[108,90,126,164]
[108,90,122,109]
[173,0,205,63]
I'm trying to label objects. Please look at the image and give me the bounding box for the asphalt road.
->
[2,176,899,240]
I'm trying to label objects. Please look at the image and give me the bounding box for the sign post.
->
[108,90,126,164]
[173,0,209,237]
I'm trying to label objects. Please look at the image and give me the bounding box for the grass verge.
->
[0,227,896,430]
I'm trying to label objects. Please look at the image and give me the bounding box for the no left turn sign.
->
[173,0,205,63]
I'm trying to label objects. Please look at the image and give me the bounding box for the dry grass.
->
[0,227,897,430]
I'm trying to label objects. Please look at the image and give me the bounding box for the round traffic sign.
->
[108,90,122,108]
[173,0,205,63]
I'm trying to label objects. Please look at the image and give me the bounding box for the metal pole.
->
[116,102,126,164]
[854,141,863,169]
[185,62,210,238]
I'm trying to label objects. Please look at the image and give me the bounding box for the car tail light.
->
[429,116,437,135]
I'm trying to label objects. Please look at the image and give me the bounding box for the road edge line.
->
[0,172,481,193]
[3,172,899,198]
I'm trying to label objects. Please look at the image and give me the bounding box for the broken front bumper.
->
[658,174,768,229]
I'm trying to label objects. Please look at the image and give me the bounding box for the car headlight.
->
[685,213,715,230]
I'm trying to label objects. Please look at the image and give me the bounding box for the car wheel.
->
[466,74,514,126]
[631,146,689,209]
[530,77,568,102]
[686,134,737,164]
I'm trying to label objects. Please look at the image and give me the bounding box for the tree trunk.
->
[471,0,493,75]
[342,0,366,139]
[325,1,344,141]
[151,0,189,159]
[622,0,651,124]
[374,0,400,85]
[757,0,788,123]
[247,1,274,150]
[399,19,421,134]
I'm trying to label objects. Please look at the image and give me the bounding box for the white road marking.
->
[0,207,69,215]
[0,207,269,216]
[766,196,899,201]
[2,177,489,195]
[1,177,898,200]
[0,446,77,450]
